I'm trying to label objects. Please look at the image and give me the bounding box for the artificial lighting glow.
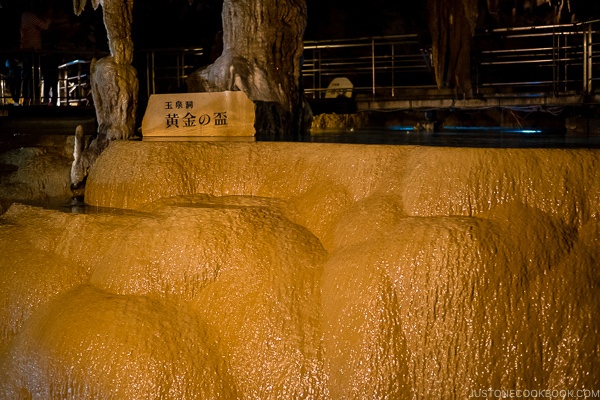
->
[388,126,415,131]
[443,126,543,134]
[387,126,543,134]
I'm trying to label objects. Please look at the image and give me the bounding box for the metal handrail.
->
[303,20,599,99]
[1,21,598,107]
[141,47,205,97]
[302,34,434,99]
[0,49,103,106]
[477,21,598,95]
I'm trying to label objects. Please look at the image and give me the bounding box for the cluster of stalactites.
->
[73,0,101,16]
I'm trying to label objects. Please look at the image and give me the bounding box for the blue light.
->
[388,126,415,131]
[443,126,542,134]
[386,125,544,134]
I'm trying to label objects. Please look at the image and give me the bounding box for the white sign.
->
[142,91,256,139]
[325,77,353,99]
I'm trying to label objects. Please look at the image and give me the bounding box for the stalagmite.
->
[70,0,138,194]
[0,142,598,398]
[187,0,312,139]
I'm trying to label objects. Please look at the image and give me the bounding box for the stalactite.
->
[427,0,479,98]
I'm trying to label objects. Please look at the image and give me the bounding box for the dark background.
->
[1,0,599,52]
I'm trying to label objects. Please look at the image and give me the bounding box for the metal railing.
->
[302,34,435,99]
[57,58,92,106]
[141,47,205,96]
[474,21,599,96]
[0,49,101,106]
[303,20,599,100]
[1,20,598,107]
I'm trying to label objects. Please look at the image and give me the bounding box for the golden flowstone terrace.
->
[0,139,598,398]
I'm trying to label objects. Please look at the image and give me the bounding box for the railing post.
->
[552,29,557,95]
[314,48,320,99]
[35,52,41,104]
[58,60,69,106]
[391,43,395,97]
[77,62,82,103]
[474,50,480,95]
[371,39,375,98]
[309,48,314,99]
[318,48,323,99]
[151,51,156,95]
[146,51,151,97]
[561,33,567,92]
[315,48,320,99]
[583,23,593,95]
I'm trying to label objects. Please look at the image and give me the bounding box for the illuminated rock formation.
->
[187,0,311,139]
[0,200,325,398]
[70,0,138,193]
[0,142,598,398]
[0,146,73,207]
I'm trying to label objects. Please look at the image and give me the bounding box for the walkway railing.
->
[302,34,435,99]
[474,21,599,96]
[0,49,102,107]
[1,20,598,107]
[141,47,205,96]
[303,19,599,100]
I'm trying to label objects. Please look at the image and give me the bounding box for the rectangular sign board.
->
[142,91,255,139]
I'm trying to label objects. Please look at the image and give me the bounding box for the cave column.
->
[188,0,311,140]
[70,0,139,194]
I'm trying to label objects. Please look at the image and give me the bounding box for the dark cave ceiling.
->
[1,0,599,50]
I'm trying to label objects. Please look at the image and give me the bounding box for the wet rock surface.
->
[0,141,598,398]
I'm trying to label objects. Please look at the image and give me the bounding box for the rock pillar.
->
[70,0,138,195]
[187,0,311,140]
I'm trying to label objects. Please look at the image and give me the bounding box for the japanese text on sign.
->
[164,100,228,129]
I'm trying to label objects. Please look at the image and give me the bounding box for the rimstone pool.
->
[0,139,598,398]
